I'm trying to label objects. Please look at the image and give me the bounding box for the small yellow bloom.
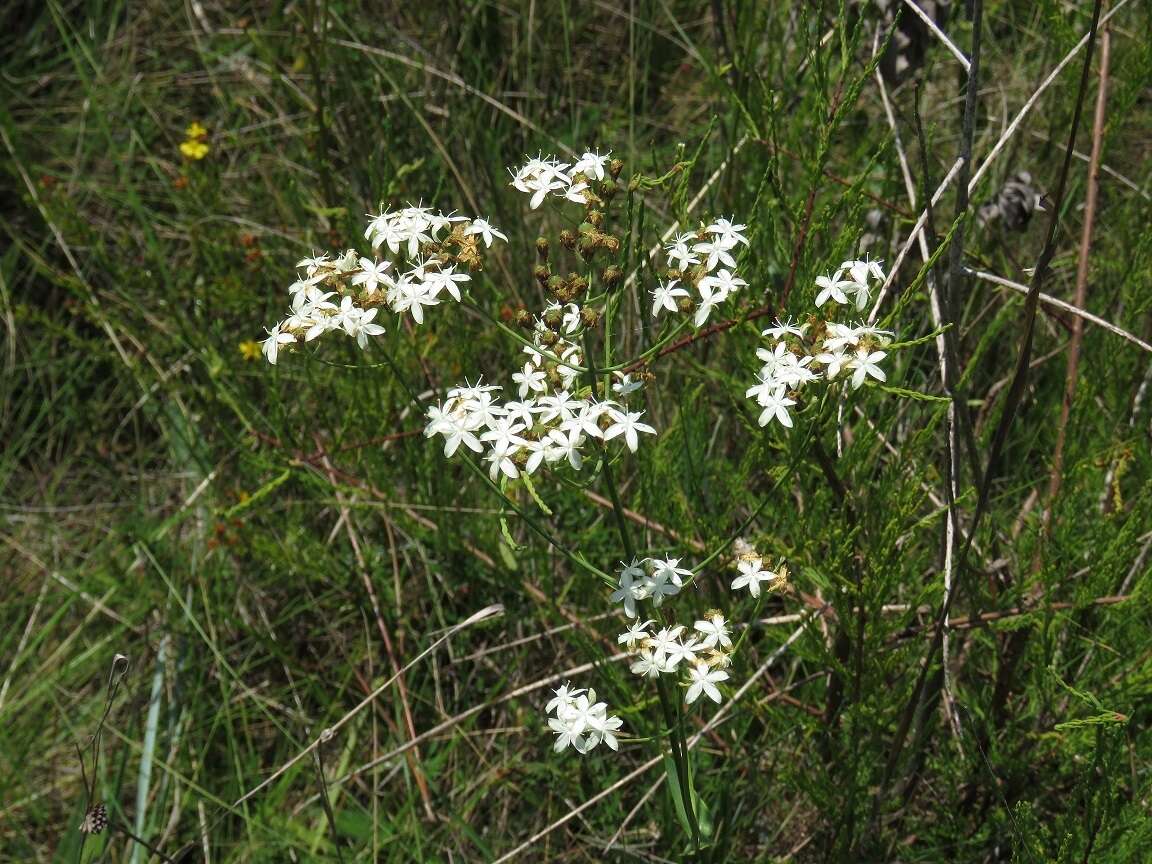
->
[185,121,208,140]
[180,139,209,160]
[238,340,262,361]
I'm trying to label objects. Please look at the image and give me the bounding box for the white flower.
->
[651,280,689,316]
[648,570,681,606]
[603,410,657,453]
[547,691,622,755]
[694,283,723,327]
[512,363,547,398]
[630,649,667,679]
[421,265,470,302]
[755,387,796,428]
[296,251,330,275]
[351,257,392,295]
[694,614,732,650]
[480,416,527,455]
[665,233,700,272]
[345,307,386,349]
[612,372,643,397]
[706,217,749,247]
[815,349,850,380]
[814,273,856,307]
[610,560,650,618]
[563,181,590,204]
[545,683,585,715]
[387,275,440,324]
[698,269,746,299]
[849,349,888,389]
[573,150,611,181]
[662,636,701,670]
[261,323,296,364]
[648,625,685,660]
[464,218,508,248]
[762,318,808,340]
[692,238,736,272]
[731,558,779,598]
[650,557,692,587]
[685,662,729,705]
[618,619,654,649]
[545,426,585,471]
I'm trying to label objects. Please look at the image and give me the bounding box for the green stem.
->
[588,338,701,852]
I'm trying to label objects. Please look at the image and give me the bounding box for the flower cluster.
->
[426,150,661,480]
[730,545,789,599]
[509,151,614,209]
[545,684,623,753]
[653,217,750,327]
[746,258,894,428]
[424,374,654,483]
[619,612,733,706]
[259,205,505,364]
[608,557,691,617]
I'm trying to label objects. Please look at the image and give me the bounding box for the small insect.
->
[79,803,108,835]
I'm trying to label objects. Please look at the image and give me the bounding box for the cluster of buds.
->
[259,205,506,364]
[746,258,894,428]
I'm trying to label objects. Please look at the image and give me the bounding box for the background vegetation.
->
[2,1,1150,861]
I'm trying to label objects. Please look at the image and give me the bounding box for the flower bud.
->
[601,265,622,288]
[587,210,604,228]
[534,264,550,285]
[536,236,549,261]
[580,307,601,328]
[609,158,624,179]
[546,275,566,297]
[597,234,620,254]
[560,229,577,251]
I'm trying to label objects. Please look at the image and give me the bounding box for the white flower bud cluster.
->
[425,151,658,482]
[652,217,749,327]
[607,555,737,707]
[545,684,623,754]
[259,205,505,364]
[747,258,895,428]
[509,150,612,209]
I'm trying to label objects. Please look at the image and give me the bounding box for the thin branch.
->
[901,0,971,73]
[964,268,1152,354]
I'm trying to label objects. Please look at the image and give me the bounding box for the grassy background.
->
[2,1,1151,861]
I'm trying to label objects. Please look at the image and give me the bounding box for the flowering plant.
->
[258,144,903,849]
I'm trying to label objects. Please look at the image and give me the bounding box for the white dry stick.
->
[232,604,503,807]
[874,66,964,748]
[868,0,1136,324]
[131,635,168,864]
[867,156,965,324]
[965,0,1134,196]
[901,0,971,73]
[964,268,1152,355]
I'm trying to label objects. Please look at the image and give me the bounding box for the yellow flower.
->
[185,121,208,140]
[238,340,262,361]
[180,139,209,160]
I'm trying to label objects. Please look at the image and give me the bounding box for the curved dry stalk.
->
[964,268,1151,355]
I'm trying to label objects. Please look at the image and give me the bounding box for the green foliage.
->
[2,1,1151,861]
